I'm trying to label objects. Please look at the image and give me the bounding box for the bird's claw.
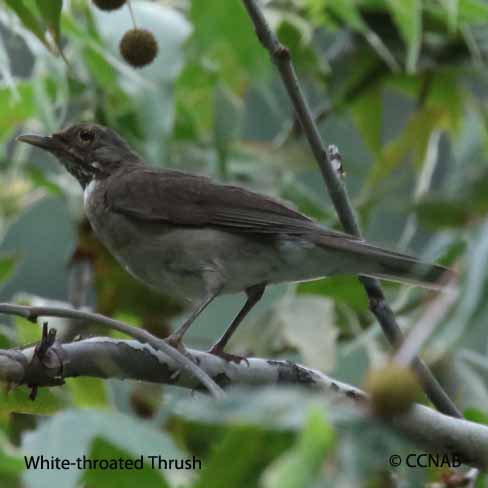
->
[165,334,184,351]
[164,335,200,364]
[207,347,249,366]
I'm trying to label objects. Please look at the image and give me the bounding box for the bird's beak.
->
[16,134,60,152]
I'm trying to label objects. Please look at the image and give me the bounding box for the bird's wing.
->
[105,169,355,238]
[105,169,451,287]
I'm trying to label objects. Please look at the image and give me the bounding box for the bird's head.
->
[17,123,142,188]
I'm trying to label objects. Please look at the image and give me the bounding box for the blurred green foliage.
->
[0,0,488,486]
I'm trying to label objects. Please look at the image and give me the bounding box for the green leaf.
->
[190,0,269,87]
[425,71,464,133]
[4,0,47,48]
[0,388,66,416]
[386,0,421,72]
[0,255,17,283]
[83,46,118,87]
[439,0,459,32]
[176,61,220,139]
[0,434,24,481]
[464,407,488,425]
[262,407,333,488]
[83,437,169,488]
[0,78,56,141]
[276,18,325,73]
[35,0,62,44]
[329,0,367,32]
[415,199,469,229]
[366,106,449,189]
[65,377,108,408]
[14,316,42,346]
[303,0,336,27]
[416,167,488,229]
[194,426,290,488]
[458,0,488,25]
[303,0,399,70]
[299,276,368,314]
[437,239,467,268]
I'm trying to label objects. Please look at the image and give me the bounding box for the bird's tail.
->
[318,234,453,289]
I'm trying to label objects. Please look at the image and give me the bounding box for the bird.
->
[18,123,450,362]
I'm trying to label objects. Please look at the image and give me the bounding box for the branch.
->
[1,337,487,469]
[240,0,462,419]
[0,303,224,399]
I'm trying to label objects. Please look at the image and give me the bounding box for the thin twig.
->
[0,303,224,399]
[241,0,462,418]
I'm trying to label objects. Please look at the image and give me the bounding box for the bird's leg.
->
[166,292,219,350]
[208,284,265,364]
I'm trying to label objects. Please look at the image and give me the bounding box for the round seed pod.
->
[119,28,159,68]
[364,364,421,418]
[92,0,126,11]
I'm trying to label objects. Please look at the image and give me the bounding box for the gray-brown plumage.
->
[18,123,450,361]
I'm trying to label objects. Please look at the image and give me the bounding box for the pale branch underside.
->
[0,303,223,398]
[0,337,487,469]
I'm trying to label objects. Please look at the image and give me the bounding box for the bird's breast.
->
[83,181,210,300]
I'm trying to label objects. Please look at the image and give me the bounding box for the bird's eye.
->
[79,129,94,143]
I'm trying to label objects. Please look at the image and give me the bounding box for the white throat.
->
[83,178,99,208]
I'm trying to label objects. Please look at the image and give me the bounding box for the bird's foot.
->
[207,346,249,366]
[164,334,204,366]
[165,334,190,356]
[165,332,184,348]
